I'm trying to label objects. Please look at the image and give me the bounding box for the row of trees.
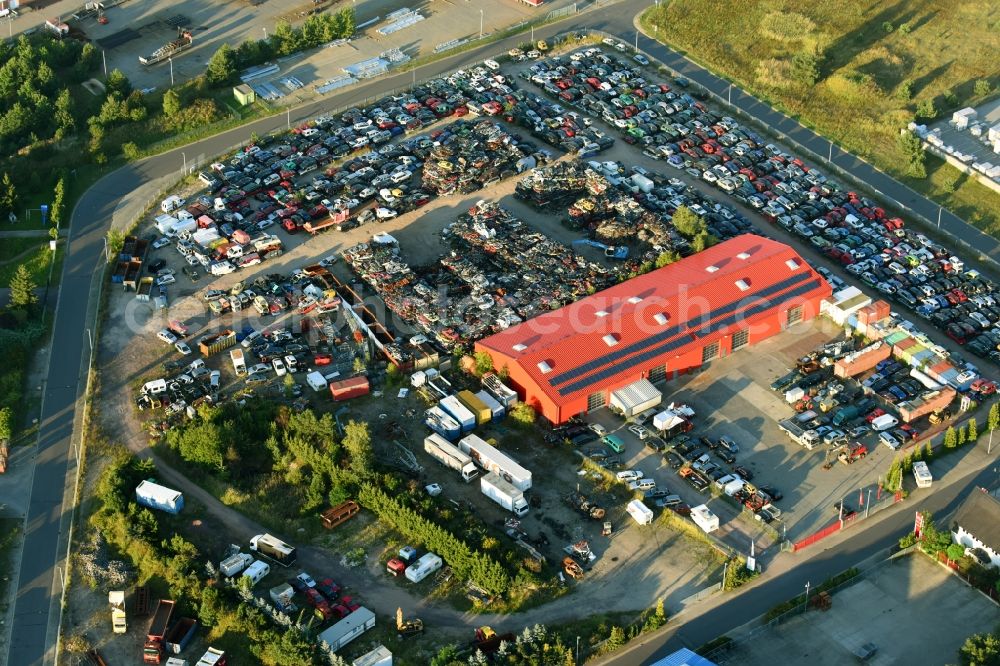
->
[206,9,356,87]
[358,484,512,596]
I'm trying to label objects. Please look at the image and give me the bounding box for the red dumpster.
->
[330,376,370,401]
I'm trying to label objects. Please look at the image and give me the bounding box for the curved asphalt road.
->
[7,1,999,664]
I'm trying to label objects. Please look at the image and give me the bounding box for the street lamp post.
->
[286,108,291,130]
[479,9,484,39]
[937,206,943,229]
[182,152,187,174]
[635,30,638,51]
[575,636,580,666]
[169,57,174,87]
[803,581,811,611]
[102,49,108,78]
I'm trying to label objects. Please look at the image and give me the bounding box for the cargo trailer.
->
[425,406,462,440]
[482,372,517,408]
[330,376,370,401]
[249,533,297,567]
[690,504,719,533]
[475,389,505,420]
[424,433,478,482]
[480,472,529,516]
[457,390,491,424]
[457,433,532,490]
[626,499,653,525]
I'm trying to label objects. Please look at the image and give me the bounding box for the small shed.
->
[233,84,256,106]
[610,378,661,418]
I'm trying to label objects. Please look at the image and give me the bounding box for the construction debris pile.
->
[420,121,540,195]
[343,201,615,350]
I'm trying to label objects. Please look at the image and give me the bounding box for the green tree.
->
[923,440,933,460]
[896,79,913,101]
[8,264,37,310]
[430,645,461,666]
[509,402,536,426]
[162,89,182,118]
[882,21,894,33]
[915,98,937,119]
[988,402,999,432]
[974,80,993,97]
[944,426,958,449]
[968,418,978,442]
[0,406,12,442]
[898,22,912,35]
[671,204,704,237]
[105,68,131,97]
[474,351,494,376]
[254,626,315,665]
[205,43,237,86]
[605,626,626,653]
[691,231,718,252]
[198,586,221,626]
[959,632,1000,666]
[791,47,823,86]
[0,171,17,214]
[655,249,681,267]
[342,420,373,475]
[947,543,967,561]
[53,88,74,139]
[943,88,959,107]
[958,425,968,447]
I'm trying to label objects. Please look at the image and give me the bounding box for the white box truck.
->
[424,433,478,482]
[404,553,443,583]
[690,504,719,533]
[480,472,529,517]
[912,460,933,488]
[457,433,532,491]
[626,499,654,525]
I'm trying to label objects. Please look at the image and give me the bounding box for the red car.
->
[313,353,333,366]
[865,408,886,423]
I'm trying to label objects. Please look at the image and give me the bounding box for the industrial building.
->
[475,235,830,423]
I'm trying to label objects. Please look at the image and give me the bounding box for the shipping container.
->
[198,329,236,356]
[316,607,375,652]
[475,389,505,420]
[330,376,370,401]
[482,372,518,408]
[136,480,184,514]
[833,341,890,378]
[626,499,653,525]
[898,388,956,423]
[440,395,476,432]
[425,406,462,440]
[457,390,491,424]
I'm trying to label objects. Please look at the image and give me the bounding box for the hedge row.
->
[357,484,511,596]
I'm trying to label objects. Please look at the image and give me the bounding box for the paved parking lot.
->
[36,0,570,94]
[577,316,910,548]
[716,554,999,666]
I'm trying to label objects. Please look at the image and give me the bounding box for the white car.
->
[375,207,398,220]
[588,423,608,436]
[284,355,298,373]
[319,255,338,268]
[155,274,176,286]
[209,370,221,389]
[627,425,650,440]
[157,329,178,345]
[152,237,171,250]
[616,470,643,483]
[248,363,270,376]
[296,572,316,588]
[174,341,192,355]
[272,358,287,377]
[633,54,649,65]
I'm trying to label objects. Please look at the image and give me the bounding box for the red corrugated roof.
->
[478,235,829,405]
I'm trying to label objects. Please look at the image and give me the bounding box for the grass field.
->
[0,242,62,288]
[642,0,1000,234]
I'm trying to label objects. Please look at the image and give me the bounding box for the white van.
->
[630,479,656,492]
[161,195,185,213]
[241,560,270,586]
[870,414,899,431]
[210,261,236,276]
[484,59,500,71]
[143,379,167,395]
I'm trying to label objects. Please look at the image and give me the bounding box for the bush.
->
[724,557,760,590]
[947,543,966,561]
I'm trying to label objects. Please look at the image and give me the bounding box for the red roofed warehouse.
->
[475,235,831,424]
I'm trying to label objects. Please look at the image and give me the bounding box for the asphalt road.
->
[8,1,1000,664]
[605,462,998,666]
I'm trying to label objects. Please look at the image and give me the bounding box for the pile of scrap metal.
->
[564,491,606,520]
[343,201,615,350]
